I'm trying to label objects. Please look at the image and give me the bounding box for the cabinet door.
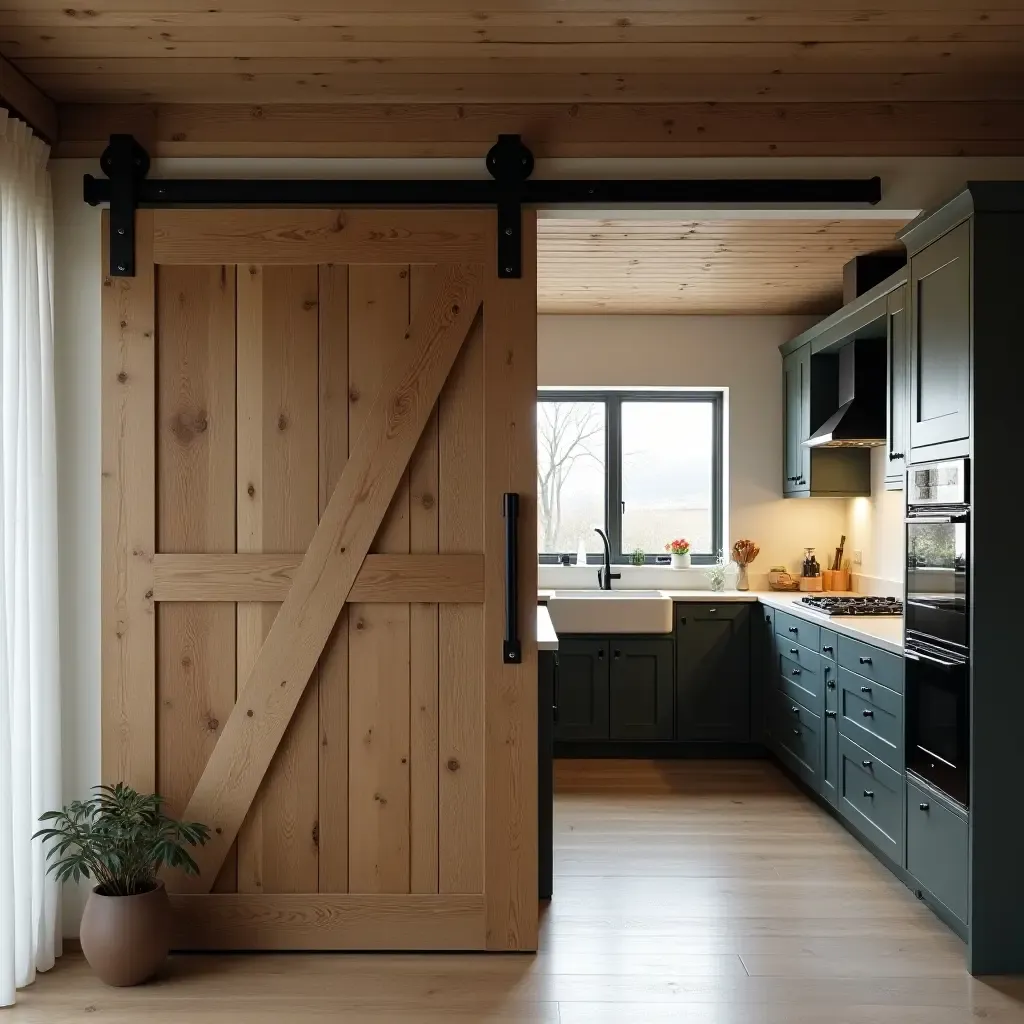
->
[676,604,752,741]
[609,639,674,741]
[756,606,776,744]
[820,660,839,806]
[885,283,909,488]
[553,638,610,741]
[782,347,810,495]
[909,221,971,453]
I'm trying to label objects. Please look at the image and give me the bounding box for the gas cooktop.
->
[799,596,903,617]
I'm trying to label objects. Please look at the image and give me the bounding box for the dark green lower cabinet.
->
[553,638,610,741]
[906,776,968,927]
[676,603,752,741]
[820,659,839,807]
[609,639,674,740]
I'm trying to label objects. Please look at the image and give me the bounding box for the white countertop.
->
[537,605,558,651]
[536,588,904,655]
[758,592,904,655]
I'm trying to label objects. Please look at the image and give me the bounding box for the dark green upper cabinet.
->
[885,283,910,489]
[781,343,871,498]
[553,637,610,741]
[676,603,751,742]
[908,220,971,457]
[609,639,674,741]
[783,346,810,495]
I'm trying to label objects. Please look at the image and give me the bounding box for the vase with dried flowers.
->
[665,538,691,569]
[731,538,761,592]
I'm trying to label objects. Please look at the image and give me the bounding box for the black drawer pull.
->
[597,650,604,659]
[791,668,801,676]
[861,760,873,768]
[790,648,799,654]
[788,626,799,633]
[765,614,772,623]
[826,710,837,718]
[822,645,834,654]
[860,685,871,693]
[859,656,872,665]
[863,790,875,798]
[613,650,621,659]
[862,709,874,718]
[709,608,717,613]
[919,802,930,811]
[827,681,836,690]
[790,705,800,714]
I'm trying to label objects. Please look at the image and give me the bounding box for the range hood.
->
[804,339,886,448]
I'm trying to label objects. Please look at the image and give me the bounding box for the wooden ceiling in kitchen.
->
[537,218,909,314]
[1,1,1022,106]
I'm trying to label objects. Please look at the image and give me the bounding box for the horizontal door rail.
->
[152,553,484,603]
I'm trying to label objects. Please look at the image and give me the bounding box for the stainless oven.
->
[904,457,969,806]
[905,459,969,653]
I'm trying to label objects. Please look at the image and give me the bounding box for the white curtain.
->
[0,110,61,1007]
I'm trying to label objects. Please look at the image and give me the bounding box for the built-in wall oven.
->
[905,458,970,807]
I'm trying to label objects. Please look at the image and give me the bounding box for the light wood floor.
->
[13,759,1024,1022]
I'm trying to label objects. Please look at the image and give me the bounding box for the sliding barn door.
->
[101,209,538,950]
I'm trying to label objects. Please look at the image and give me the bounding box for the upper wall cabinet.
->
[907,221,971,458]
[885,283,910,489]
[782,346,810,496]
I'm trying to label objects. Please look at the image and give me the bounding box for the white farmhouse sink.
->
[546,590,673,635]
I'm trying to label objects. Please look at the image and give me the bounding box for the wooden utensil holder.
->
[823,569,851,592]
[799,576,824,592]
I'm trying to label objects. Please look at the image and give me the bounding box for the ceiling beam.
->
[0,53,58,142]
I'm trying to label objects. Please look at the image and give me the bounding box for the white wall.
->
[539,314,850,584]
[847,447,906,594]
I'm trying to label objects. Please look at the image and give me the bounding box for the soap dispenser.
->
[576,538,588,566]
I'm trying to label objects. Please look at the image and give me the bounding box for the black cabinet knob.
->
[862,709,874,718]
[822,646,834,654]
[792,668,801,676]
[790,705,800,714]
[709,608,717,613]
[859,657,872,665]
[613,650,621,659]
[792,728,800,736]
[826,710,837,718]
[919,803,930,811]
[597,650,604,659]
[788,627,798,633]
[827,681,836,690]
[790,648,799,654]
[861,760,873,768]
[891,452,905,461]
[863,790,875,798]
[765,614,772,622]
[860,685,871,693]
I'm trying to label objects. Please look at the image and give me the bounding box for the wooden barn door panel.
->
[102,209,538,951]
[235,264,320,895]
[155,263,237,894]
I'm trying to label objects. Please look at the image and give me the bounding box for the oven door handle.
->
[905,514,969,525]
[904,649,964,669]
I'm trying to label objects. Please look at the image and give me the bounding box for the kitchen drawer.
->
[778,639,821,675]
[776,610,821,652]
[777,653,822,715]
[819,628,838,661]
[906,776,968,926]
[838,733,903,864]
[837,667,902,769]
[838,636,903,694]
[771,689,820,790]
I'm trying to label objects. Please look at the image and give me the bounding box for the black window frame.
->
[537,389,724,566]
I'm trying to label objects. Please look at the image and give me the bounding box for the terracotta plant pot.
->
[80,881,171,986]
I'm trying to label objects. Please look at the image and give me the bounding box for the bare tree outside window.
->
[537,401,605,555]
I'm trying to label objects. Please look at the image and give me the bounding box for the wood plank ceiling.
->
[536,218,908,314]
[0,1,1022,105]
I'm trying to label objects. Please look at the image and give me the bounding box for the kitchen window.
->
[537,390,723,564]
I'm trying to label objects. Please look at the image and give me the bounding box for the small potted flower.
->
[665,538,691,569]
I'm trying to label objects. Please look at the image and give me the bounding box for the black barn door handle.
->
[503,493,521,664]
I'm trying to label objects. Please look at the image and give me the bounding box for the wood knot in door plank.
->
[447,758,460,772]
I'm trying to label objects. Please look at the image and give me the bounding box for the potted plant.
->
[665,538,691,569]
[34,783,210,987]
